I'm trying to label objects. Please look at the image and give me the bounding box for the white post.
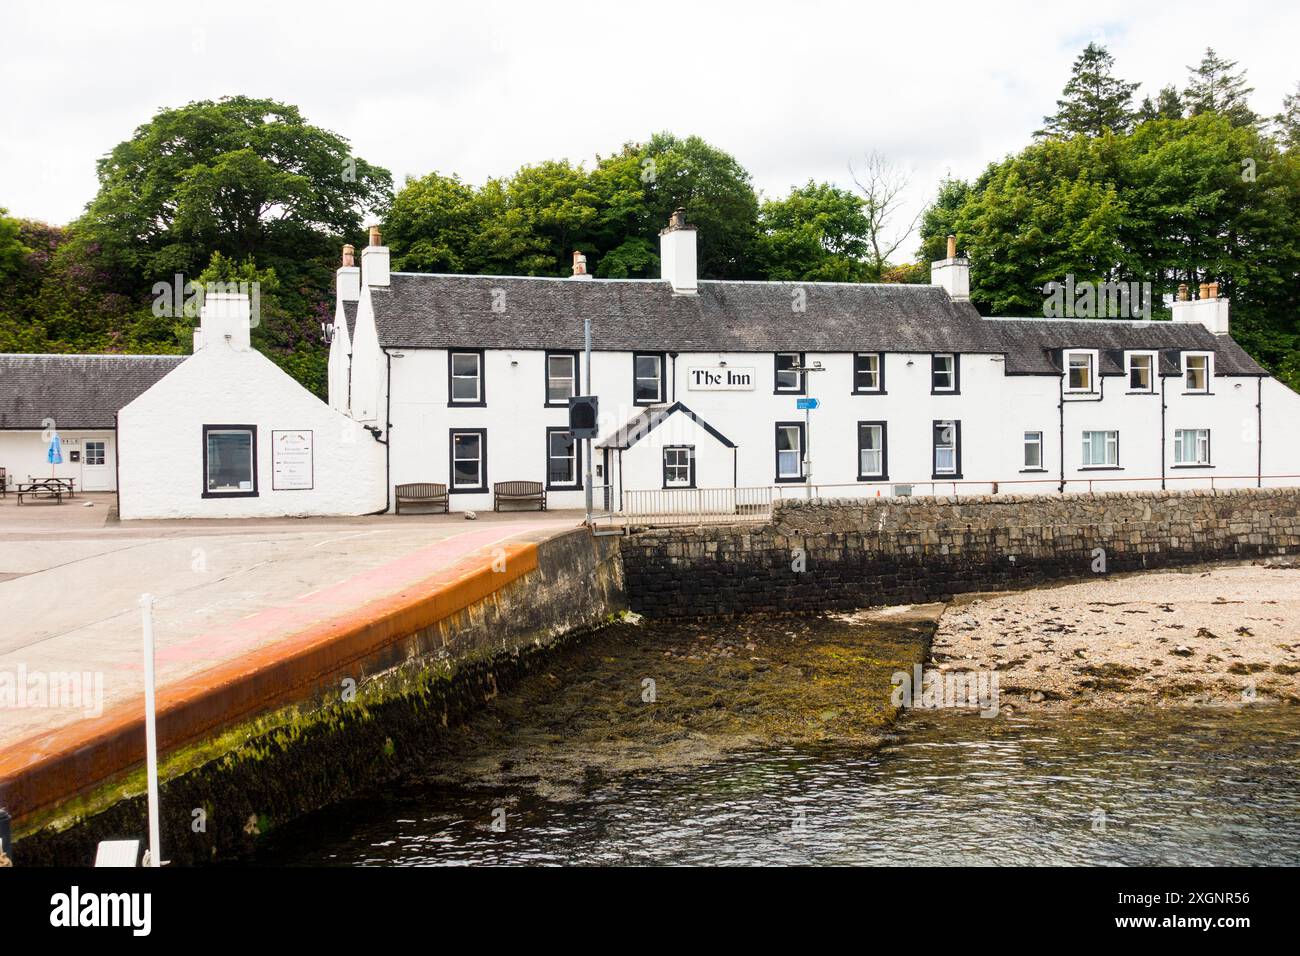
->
[584,315,593,525]
[140,594,162,867]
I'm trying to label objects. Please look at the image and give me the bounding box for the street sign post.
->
[796,397,819,410]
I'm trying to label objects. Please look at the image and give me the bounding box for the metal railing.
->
[622,486,774,527]
[605,474,1300,530]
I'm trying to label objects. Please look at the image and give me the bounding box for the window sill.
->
[633,399,664,407]
[774,476,807,484]
[448,401,486,408]
[1170,464,1213,469]
[546,482,583,491]
[930,389,960,396]
[1019,468,1048,474]
[773,390,807,397]
[931,473,963,480]
[1181,391,1213,397]
[1064,390,1098,396]
[662,485,697,491]
[448,486,488,495]
[203,490,259,499]
[851,390,887,396]
[1125,390,1156,395]
[857,474,889,482]
[1079,466,1123,472]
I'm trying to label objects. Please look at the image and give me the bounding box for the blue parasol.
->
[47,431,63,476]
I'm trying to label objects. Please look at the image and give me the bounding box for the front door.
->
[81,438,112,491]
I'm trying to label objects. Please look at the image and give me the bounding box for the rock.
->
[465,510,477,520]
[1172,645,1194,657]
[1028,691,1046,703]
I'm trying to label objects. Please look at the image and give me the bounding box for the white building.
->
[328,215,1300,513]
[116,292,385,519]
[0,353,183,493]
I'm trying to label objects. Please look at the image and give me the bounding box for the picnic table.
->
[16,477,75,504]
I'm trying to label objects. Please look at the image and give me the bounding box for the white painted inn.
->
[324,216,1300,515]
[3,213,1298,518]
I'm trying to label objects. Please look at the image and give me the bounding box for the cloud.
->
[3,0,1297,264]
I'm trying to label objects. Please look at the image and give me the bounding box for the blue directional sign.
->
[796,397,820,410]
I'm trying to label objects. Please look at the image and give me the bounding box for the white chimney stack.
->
[197,292,252,351]
[1171,281,1230,335]
[930,234,969,301]
[361,224,390,288]
[337,243,361,302]
[659,208,697,294]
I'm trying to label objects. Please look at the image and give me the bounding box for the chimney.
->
[361,223,390,288]
[337,243,361,303]
[570,250,592,280]
[930,234,969,301]
[1172,279,1230,335]
[196,292,252,351]
[659,208,697,294]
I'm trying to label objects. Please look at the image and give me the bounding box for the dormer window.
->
[1183,353,1211,393]
[1127,352,1155,392]
[1065,350,1095,393]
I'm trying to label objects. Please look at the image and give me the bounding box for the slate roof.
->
[985,319,1266,376]
[0,354,186,429]
[367,273,1268,377]
[342,300,358,341]
[598,401,738,450]
[371,275,1004,353]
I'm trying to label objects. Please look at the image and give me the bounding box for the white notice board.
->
[272,429,314,490]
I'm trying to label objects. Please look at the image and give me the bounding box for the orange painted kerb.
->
[0,541,538,827]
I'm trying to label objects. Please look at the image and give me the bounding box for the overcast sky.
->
[4,0,1297,256]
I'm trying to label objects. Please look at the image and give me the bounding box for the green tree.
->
[639,133,759,278]
[754,181,870,281]
[1183,48,1258,127]
[0,207,30,283]
[384,172,483,274]
[1276,82,1300,151]
[1136,85,1184,124]
[1038,43,1140,138]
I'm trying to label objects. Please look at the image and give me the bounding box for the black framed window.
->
[932,420,962,478]
[633,352,665,405]
[662,445,695,488]
[203,424,258,498]
[775,421,805,482]
[774,352,805,394]
[546,427,581,489]
[449,350,485,405]
[857,421,888,479]
[853,353,885,393]
[931,353,959,393]
[546,351,579,406]
[449,428,487,492]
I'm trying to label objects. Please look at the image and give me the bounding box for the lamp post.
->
[791,361,826,498]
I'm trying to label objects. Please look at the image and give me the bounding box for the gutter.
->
[361,349,392,516]
[1057,375,1065,493]
[1160,373,1167,491]
[1257,377,1263,488]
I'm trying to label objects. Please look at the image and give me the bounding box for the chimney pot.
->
[1177,282,1189,301]
[368,225,382,247]
[342,244,355,268]
[946,235,957,259]
[1206,281,1219,300]
[571,250,591,279]
[1198,282,1209,300]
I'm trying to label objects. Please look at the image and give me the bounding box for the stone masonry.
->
[620,488,1300,618]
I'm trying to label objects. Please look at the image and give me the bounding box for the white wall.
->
[0,430,117,491]
[383,345,1297,511]
[118,341,386,519]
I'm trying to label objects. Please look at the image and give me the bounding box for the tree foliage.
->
[1039,42,1140,138]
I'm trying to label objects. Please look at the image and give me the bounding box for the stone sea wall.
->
[621,488,1300,618]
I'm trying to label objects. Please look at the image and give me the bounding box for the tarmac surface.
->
[0,492,581,747]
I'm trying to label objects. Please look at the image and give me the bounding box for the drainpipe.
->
[1257,377,1263,488]
[1164,374,1175,494]
[1057,375,1065,493]
[669,352,678,402]
[362,349,393,515]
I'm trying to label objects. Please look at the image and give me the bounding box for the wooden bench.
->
[16,480,65,505]
[494,480,546,512]
[394,482,448,514]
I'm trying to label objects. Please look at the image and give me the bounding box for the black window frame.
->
[931,419,963,479]
[545,426,582,490]
[661,445,696,489]
[773,352,806,395]
[774,421,806,483]
[448,427,488,493]
[448,349,486,407]
[544,350,580,407]
[632,351,666,406]
[852,352,886,394]
[931,353,960,394]
[202,423,259,499]
[856,420,889,481]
